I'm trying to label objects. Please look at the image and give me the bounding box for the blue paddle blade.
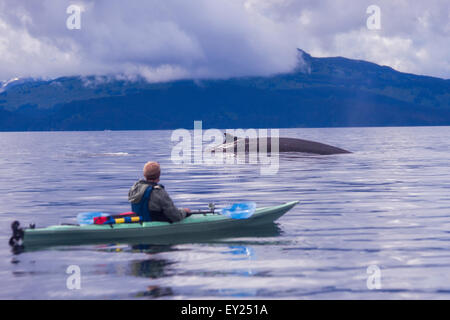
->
[220,202,256,219]
[77,212,110,225]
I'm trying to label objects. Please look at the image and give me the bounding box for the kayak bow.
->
[10,201,298,248]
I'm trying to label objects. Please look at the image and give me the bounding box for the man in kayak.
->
[128,161,190,222]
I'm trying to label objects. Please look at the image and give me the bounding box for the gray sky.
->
[0,0,449,82]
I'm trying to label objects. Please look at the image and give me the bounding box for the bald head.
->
[143,161,161,181]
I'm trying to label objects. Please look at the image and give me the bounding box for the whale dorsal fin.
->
[223,133,239,143]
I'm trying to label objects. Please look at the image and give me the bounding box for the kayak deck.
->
[18,201,298,248]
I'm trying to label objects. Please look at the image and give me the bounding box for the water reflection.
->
[134,285,174,298]
[129,258,173,279]
[226,245,254,259]
[128,244,259,298]
[111,225,280,298]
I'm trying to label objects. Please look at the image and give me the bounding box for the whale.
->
[209,133,351,155]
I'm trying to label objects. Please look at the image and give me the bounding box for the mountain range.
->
[1,49,449,131]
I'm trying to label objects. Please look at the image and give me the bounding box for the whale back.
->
[215,133,350,155]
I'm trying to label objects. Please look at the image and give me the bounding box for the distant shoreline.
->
[1,124,450,134]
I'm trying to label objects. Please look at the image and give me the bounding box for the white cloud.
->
[0,0,299,82]
[0,0,449,81]
[250,0,450,78]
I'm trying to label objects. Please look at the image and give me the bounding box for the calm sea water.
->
[1,127,450,299]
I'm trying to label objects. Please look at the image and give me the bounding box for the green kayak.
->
[10,201,298,248]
